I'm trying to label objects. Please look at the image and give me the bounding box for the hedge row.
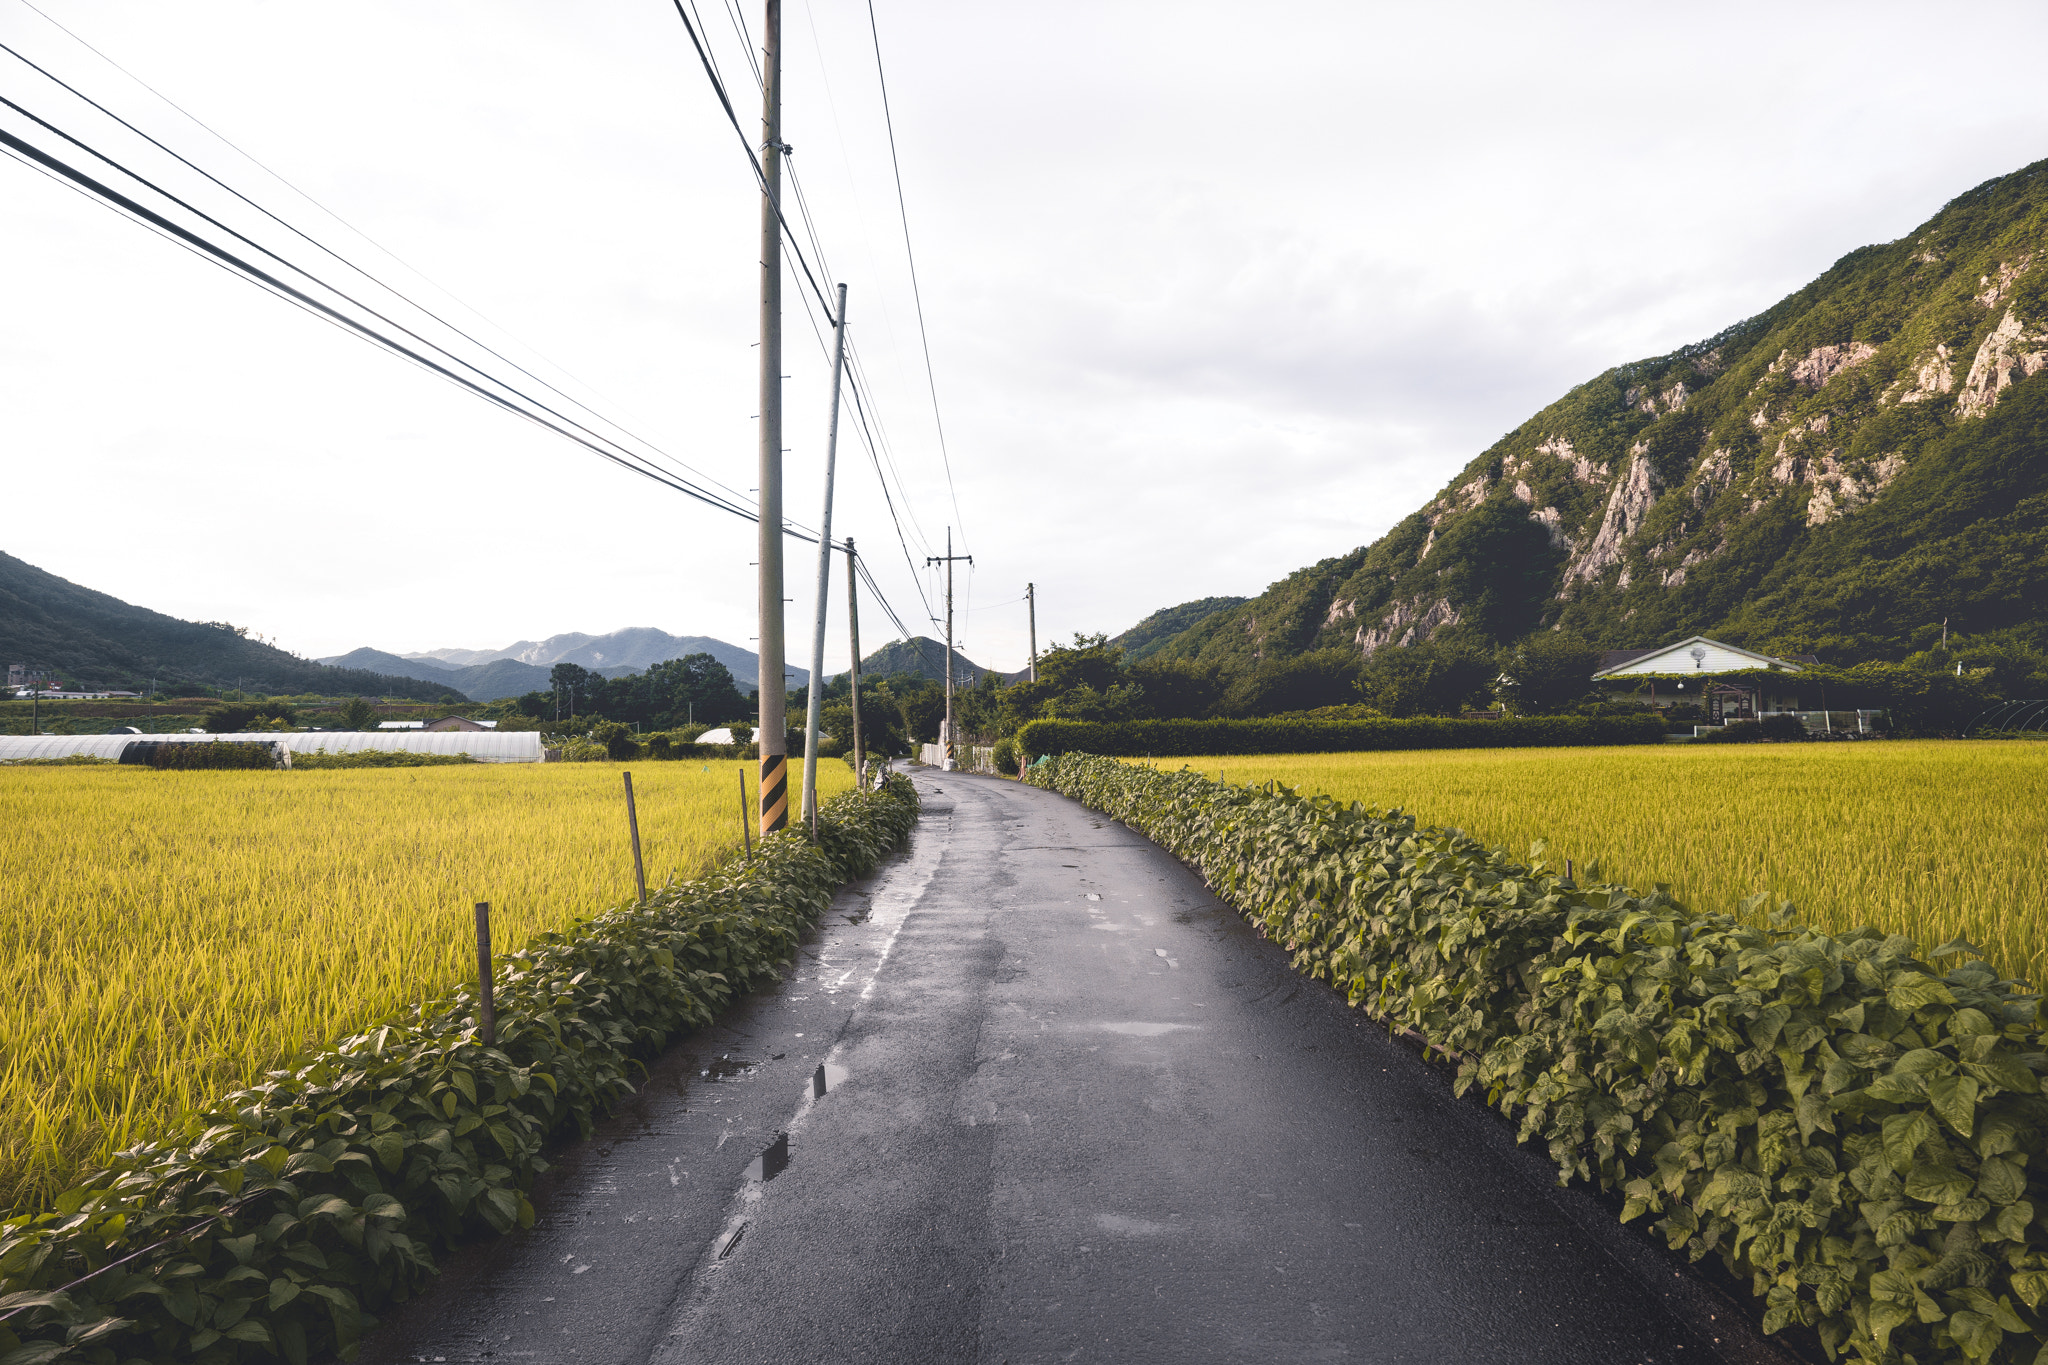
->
[0,775,921,1365]
[118,742,286,771]
[1026,754,2048,1364]
[1015,712,1667,759]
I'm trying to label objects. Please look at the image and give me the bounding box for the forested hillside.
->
[0,551,447,700]
[1150,158,2048,671]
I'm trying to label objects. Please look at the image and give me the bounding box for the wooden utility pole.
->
[925,529,972,770]
[846,537,864,788]
[801,284,850,828]
[1027,582,1038,683]
[755,0,789,836]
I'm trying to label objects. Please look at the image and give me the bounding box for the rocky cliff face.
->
[1154,158,2048,670]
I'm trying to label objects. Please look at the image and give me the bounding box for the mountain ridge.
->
[0,552,449,700]
[1147,158,2048,672]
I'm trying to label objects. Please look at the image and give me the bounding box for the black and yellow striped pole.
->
[754,0,789,837]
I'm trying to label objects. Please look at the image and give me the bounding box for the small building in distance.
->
[1592,635,1815,724]
[424,716,497,732]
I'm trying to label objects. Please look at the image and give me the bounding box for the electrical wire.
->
[670,0,938,636]
[0,112,799,534]
[863,0,968,549]
[5,9,754,515]
[668,0,838,325]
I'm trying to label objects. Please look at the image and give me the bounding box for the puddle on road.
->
[743,1131,790,1182]
[810,1062,850,1098]
[700,1054,757,1081]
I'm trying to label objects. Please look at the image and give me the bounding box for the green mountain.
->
[1112,597,1248,663]
[0,551,450,700]
[1152,159,2048,672]
[849,636,988,685]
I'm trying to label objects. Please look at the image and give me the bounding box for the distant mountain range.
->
[320,630,807,703]
[0,551,447,700]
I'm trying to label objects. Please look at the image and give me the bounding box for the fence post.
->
[623,771,647,903]
[473,901,496,1047]
[739,768,753,859]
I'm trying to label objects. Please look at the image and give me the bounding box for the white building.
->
[1592,635,1813,723]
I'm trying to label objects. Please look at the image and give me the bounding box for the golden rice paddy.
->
[0,759,853,1213]
[1138,741,2047,992]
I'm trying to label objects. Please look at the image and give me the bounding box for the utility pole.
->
[925,528,972,770]
[1027,582,1038,683]
[755,0,790,837]
[845,537,863,789]
[801,285,850,828]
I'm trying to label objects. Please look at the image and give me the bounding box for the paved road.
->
[359,768,1798,1365]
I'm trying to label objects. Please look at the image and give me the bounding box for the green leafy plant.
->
[1016,712,1665,760]
[289,750,476,769]
[119,741,285,771]
[1026,754,2048,1364]
[0,776,919,1365]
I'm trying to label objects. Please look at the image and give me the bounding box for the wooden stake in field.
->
[739,768,753,860]
[623,771,647,903]
[473,901,496,1047]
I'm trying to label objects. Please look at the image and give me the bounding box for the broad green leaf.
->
[1926,1074,1979,1137]
[1882,1111,1936,1173]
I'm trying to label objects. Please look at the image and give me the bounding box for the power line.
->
[667,0,939,639]
[864,0,968,550]
[668,0,838,325]
[0,34,756,514]
[0,107,789,532]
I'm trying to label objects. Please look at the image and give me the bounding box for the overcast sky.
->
[5,1,2047,677]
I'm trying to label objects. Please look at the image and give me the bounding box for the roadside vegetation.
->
[1035,754,2048,1365]
[0,760,853,1214]
[1135,743,2048,990]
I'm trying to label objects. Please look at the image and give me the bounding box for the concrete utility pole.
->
[802,283,850,828]
[845,537,863,789]
[755,0,789,836]
[925,528,972,770]
[1027,582,1038,683]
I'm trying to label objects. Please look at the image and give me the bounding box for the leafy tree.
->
[1128,657,1223,719]
[338,696,376,732]
[1360,640,1495,716]
[1495,633,1601,714]
[549,663,596,716]
[1219,649,1362,717]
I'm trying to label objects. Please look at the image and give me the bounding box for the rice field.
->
[1137,741,2048,991]
[0,759,854,1213]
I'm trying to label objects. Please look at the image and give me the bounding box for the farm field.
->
[0,759,854,1213]
[1136,741,2048,991]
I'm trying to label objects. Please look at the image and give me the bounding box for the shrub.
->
[1015,713,1666,759]
[0,777,921,1365]
[591,721,638,762]
[1026,754,2048,1364]
[1696,720,1764,744]
[1759,713,1809,741]
[647,734,675,761]
[290,750,476,769]
[120,741,286,770]
[991,736,1020,775]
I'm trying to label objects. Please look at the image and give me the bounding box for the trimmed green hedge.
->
[1026,755,2048,1364]
[0,775,920,1365]
[119,741,286,771]
[1016,712,1667,759]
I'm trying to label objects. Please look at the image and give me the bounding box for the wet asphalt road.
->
[357,767,1801,1365]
